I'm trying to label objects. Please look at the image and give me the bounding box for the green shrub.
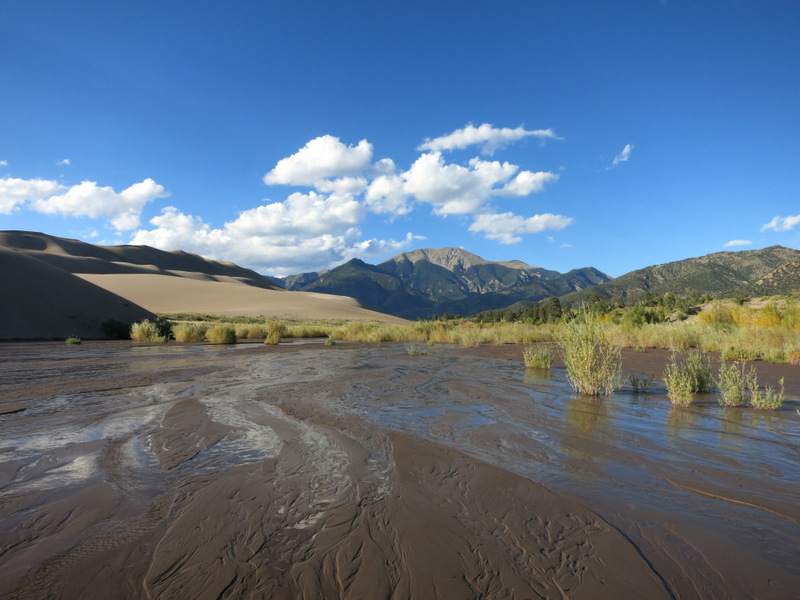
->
[523,345,554,369]
[173,323,207,342]
[65,336,82,345]
[716,361,751,407]
[206,324,237,344]
[325,336,336,346]
[749,376,785,410]
[685,350,714,393]
[130,319,169,343]
[663,356,695,407]
[560,308,620,396]
[628,373,654,393]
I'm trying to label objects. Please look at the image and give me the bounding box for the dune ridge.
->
[0,231,406,339]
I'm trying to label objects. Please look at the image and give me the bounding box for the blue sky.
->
[2,1,799,278]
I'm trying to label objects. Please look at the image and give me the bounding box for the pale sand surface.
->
[1,231,406,340]
[1,343,799,599]
[76,273,408,323]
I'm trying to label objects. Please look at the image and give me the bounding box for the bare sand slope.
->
[2,342,798,599]
[0,247,154,339]
[0,231,407,338]
[77,273,409,323]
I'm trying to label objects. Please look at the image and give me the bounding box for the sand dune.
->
[78,273,409,323]
[0,231,406,339]
[0,247,155,340]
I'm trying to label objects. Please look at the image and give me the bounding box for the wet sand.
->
[1,342,799,599]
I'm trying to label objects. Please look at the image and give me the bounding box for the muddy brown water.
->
[1,341,799,599]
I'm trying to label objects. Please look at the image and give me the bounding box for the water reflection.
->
[666,407,702,441]
[562,396,613,461]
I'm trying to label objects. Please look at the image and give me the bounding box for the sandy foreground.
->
[1,342,799,599]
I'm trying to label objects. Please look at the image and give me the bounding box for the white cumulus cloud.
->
[418,123,562,155]
[263,135,373,185]
[761,215,800,232]
[0,177,64,213]
[32,178,169,231]
[469,212,573,244]
[132,204,413,276]
[723,240,752,247]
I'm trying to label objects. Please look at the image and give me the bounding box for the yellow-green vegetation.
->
[663,356,696,407]
[152,295,800,369]
[523,345,554,369]
[205,324,237,344]
[628,373,654,393]
[716,361,752,407]
[405,344,428,356]
[131,319,170,343]
[173,322,207,342]
[65,336,81,345]
[749,376,785,410]
[663,350,713,406]
[560,308,620,396]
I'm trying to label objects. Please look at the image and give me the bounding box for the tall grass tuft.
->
[684,350,714,393]
[560,308,620,396]
[716,361,751,407]
[628,373,654,393]
[173,323,207,343]
[749,376,785,410]
[131,319,169,343]
[65,336,82,345]
[405,344,427,356]
[663,355,695,407]
[264,320,287,345]
[523,345,554,369]
[205,324,237,344]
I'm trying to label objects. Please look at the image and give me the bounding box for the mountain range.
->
[278,248,611,319]
[558,245,800,307]
[4,230,799,339]
[280,245,800,319]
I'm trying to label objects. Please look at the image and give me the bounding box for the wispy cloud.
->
[761,215,800,232]
[611,143,634,167]
[723,240,752,247]
[56,158,71,166]
[418,124,562,156]
[0,160,8,167]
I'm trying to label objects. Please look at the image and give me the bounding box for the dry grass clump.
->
[405,344,428,356]
[263,320,287,345]
[523,345,554,369]
[131,319,169,343]
[173,323,207,342]
[205,324,237,344]
[560,309,620,396]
